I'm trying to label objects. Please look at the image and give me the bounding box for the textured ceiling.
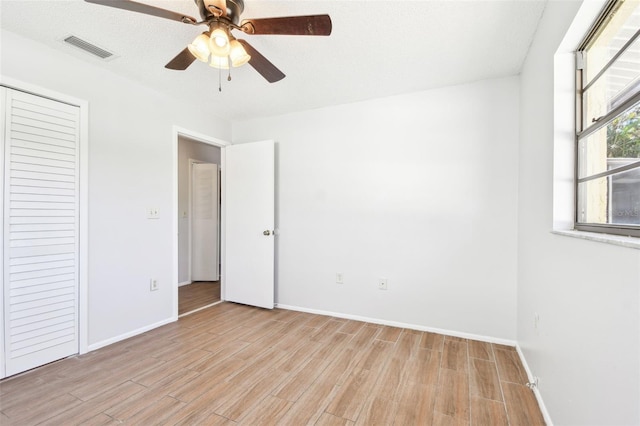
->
[0,0,547,121]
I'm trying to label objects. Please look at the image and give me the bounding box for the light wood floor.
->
[179,281,221,315]
[0,303,545,425]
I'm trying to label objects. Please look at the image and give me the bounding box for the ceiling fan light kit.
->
[208,24,231,56]
[209,54,230,70]
[187,32,211,62]
[228,39,251,67]
[84,0,332,87]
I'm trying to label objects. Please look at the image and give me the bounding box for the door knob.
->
[263,230,271,236]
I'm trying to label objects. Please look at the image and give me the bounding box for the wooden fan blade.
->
[237,40,285,83]
[84,0,197,24]
[165,48,197,70]
[241,15,332,36]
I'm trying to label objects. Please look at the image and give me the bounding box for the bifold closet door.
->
[2,87,80,377]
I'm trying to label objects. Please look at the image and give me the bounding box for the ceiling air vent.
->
[63,35,114,59]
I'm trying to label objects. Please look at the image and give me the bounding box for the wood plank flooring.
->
[0,302,545,425]
[179,281,221,315]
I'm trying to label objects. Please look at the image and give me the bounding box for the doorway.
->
[172,129,276,318]
[177,135,222,315]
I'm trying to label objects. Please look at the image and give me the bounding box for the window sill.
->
[551,229,640,250]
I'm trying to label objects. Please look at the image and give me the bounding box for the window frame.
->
[575,0,640,238]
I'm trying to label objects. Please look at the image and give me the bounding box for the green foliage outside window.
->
[608,105,640,158]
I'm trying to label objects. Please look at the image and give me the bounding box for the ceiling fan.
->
[84,0,332,83]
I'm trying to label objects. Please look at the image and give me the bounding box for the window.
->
[576,0,640,237]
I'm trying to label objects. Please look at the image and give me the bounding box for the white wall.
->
[177,137,220,284]
[6,6,638,421]
[233,76,520,341]
[518,1,640,424]
[1,30,231,347]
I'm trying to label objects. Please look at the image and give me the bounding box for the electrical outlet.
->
[526,376,540,390]
[150,279,159,291]
[336,273,343,284]
[147,208,160,219]
[378,278,388,290]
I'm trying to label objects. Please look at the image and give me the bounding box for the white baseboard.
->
[87,316,177,352]
[178,281,192,287]
[516,345,553,425]
[275,303,517,347]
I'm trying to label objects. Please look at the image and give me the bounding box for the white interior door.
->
[224,140,274,309]
[2,87,80,377]
[191,162,219,281]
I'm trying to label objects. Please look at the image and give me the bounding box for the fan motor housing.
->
[225,0,244,25]
[196,0,244,25]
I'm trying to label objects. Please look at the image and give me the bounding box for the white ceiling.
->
[0,0,548,122]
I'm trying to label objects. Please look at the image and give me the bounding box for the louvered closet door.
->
[2,88,80,377]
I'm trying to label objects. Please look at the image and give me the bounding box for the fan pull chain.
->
[227,56,232,81]
[218,65,222,92]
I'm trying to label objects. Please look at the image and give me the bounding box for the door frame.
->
[0,76,89,378]
[172,126,229,319]
[186,158,202,285]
